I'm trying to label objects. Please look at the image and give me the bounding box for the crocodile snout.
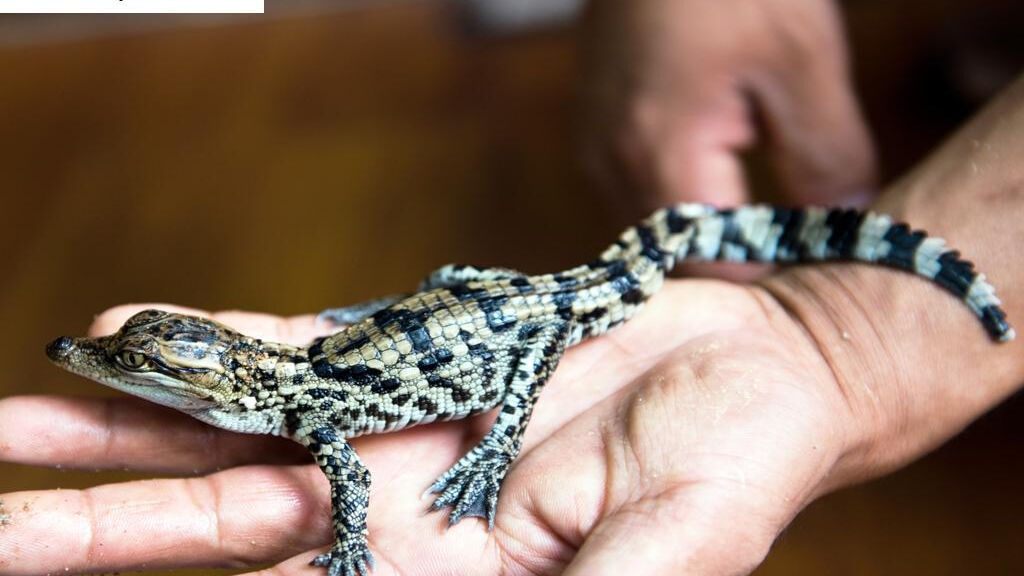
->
[46,336,75,360]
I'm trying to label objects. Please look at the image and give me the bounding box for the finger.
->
[89,303,208,336]
[233,548,399,576]
[233,550,333,576]
[578,0,759,218]
[0,464,331,576]
[639,89,755,209]
[588,80,756,218]
[90,304,332,347]
[749,1,877,206]
[0,395,307,472]
[561,484,777,576]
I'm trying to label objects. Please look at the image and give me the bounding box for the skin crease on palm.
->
[2,2,1023,575]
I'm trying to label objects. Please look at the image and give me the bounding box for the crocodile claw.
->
[311,542,375,576]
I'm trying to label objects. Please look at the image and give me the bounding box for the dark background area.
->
[0,0,1022,574]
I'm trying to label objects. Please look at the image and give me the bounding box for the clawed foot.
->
[427,447,512,529]
[311,541,375,576]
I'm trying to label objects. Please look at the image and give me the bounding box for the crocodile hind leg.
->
[427,321,570,528]
[419,263,526,290]
[319,265,525,326]
[318,295,405,326]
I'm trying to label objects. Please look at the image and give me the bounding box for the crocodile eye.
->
[117,350,150,371]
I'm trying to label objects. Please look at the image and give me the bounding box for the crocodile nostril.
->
[46,336,75,360]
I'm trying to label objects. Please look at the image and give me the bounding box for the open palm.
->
[0,278,851,576]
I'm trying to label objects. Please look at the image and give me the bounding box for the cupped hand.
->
[0,279,857,576]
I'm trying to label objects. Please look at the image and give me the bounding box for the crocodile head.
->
[46,309,244,413]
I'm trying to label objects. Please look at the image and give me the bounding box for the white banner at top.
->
[0,0,263,13]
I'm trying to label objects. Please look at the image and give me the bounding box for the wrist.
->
[758,76,1024,491]
[759,259,1021,492]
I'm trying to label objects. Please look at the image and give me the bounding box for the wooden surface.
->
[0,1,1021,574]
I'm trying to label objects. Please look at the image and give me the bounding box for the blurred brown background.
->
[1,0,1022,574]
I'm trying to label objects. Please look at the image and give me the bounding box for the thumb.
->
[562,484,779,576]
[747,2,877,207]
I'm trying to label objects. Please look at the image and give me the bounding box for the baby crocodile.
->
[46,204,1014,576]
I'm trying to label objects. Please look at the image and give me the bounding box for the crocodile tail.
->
[595,204,1013,342]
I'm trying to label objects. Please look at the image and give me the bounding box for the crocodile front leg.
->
[297,424,374,576]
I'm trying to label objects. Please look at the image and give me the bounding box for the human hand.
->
[0,281,862,576]
[580,0,876,215]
